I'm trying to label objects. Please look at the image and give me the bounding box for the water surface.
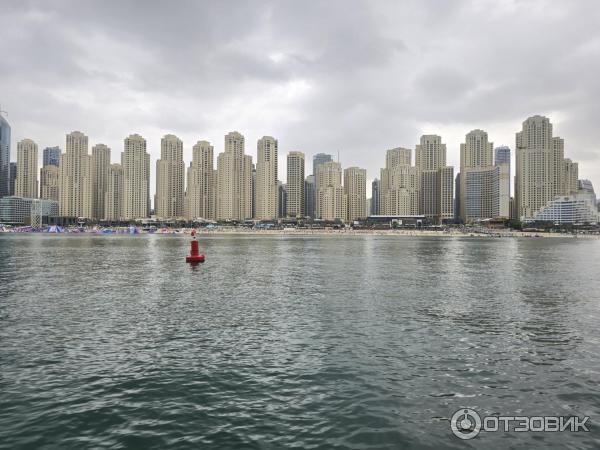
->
[1,234,599,449]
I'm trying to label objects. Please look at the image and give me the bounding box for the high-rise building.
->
[0,114,11,198]
[216,131,252,221]
[9,162,16,196]
[15,139,38,199]
[380,147,420,216]
[278,182,287,218]
[185,140,214,220]
[316,161,347,221]
[344,167,367,222]
[459,130,509,222]
[255,136,278,220]
[104,164,124,221]
[40,165,59,201]
[515,115,578,220]
[91,144,111,220]
[313,153,333,176]
[416,135,453,223]
[371,178,380,216]
[494,146,510,196]
[155,134,185,219]
[43,146,61,167]
[563,158,578,195]
[59,131,93,218]
[121,134,150,220]
[304,175,315,218]
[287,151,305,217]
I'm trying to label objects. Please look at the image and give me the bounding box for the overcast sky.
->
[1,0,599,196]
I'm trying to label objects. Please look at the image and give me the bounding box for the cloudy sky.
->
[2,0,599,196]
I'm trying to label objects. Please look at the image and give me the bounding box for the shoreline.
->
[1,228,599,239]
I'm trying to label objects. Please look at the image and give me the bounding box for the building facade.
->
[121,134,150,220]
[104,163,124,221]
[344,167,367,222]
[91,144,111,220]
[0,114,10,198]
[8,162,16,196]
[155,134,185,219]
[40,165,59,201]
[15,139,38,199]
[216,132,252,221]
[287,151,305,217]
[415,135,453,223]
[59,131,93,219]
[255,136,278,220]
[43,146,61,167]
[515,115,578,220]
[304,175,315,218]
[316,161,347,221]
[186,140,214,220]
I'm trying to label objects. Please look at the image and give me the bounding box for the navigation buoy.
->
[186,230,205,263]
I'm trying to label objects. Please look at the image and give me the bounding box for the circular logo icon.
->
[451,408,482,440]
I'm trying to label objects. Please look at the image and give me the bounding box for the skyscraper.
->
[59,131,93,218]
[216,131,252,221]
[0,114,10,198]
[278,182,287,218]
[344,167,367,222]
[40,165,59,201]
[155,134,185,219]
[91,144,111,220]
[494,145,511,198]
[459,129,508,222]
[121,134,150,220]
[515,115,577,220]
[286,151,305,217]
[380,147,419,216]
[8,162,16,196]
[316,161,347,221]
[15,139,38,198]
[304,175,315,218]
[310,153,333,218]
[255,136,278,220]
[185,141,214,220]
[104,164,124,221]
[313,153,333,176]
[371,178,380,216]
[416,135,453,223]
[43,146,61,167]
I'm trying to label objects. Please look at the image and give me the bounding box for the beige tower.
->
[91,143,111,220]
[344,167,367,222]
[286,151,305,217]
[255,136,278,220]
[186,141,214,220]
[15,139,38,198]
[515,116,577,220]
[104,163,123,221]
[380,147,419,216]
[416,135,453,223]
[563,158,578,195]
[216,132,252,220]
[121,134,150,220]
[59,131,93,218]
[459,130,497,222]
[155,134,185,219]
[40,165,59,201]
[316,161,347,221]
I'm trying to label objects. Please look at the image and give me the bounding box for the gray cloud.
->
[1,0,599,193]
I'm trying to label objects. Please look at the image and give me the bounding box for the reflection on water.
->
[0,234,599,449]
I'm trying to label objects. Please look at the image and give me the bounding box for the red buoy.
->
[186,230,205,263]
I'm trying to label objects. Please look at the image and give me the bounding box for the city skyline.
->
[1,1,599,196]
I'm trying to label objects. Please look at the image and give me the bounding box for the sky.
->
[1,0,599,197]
